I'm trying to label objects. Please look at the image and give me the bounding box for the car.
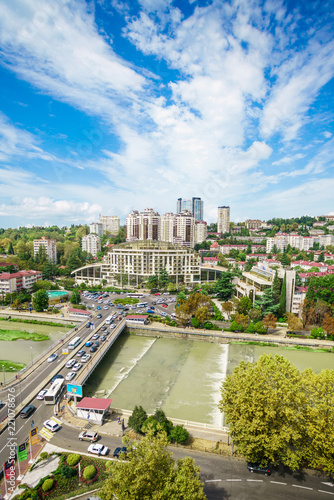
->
[44,419,61,432]
[79,430,99,442]
[103,306,109,310]
[85,323,91,328]
[37,389,48,400]
[110,324,116,329]
[247,462,271,476]
[65,371,76,381]
[147,309,155,314]
[100,335,106,342]
[152,301,156,305]
[162,304,168,308]
[72,363,82,372]
[81,354,91,363]
[76,350,86,357]
[94,341,99,347]
[50,374,64,384]
[97,314,102,319]
[65,358,76,368]
[47,353,58,363]
[154,292,161,296]
[90,345,98,353]
[101,325,107,331]
[85,340,93,347]
[87,443,109,456]
[20,405,35,418]
[160,312,168,317]
[92,334,99,340]
[96,306,101,310]
[113,446,128,458]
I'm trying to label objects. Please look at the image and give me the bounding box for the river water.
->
[84,334,334,425]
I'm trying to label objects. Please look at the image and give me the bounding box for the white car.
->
[37,389,48,400]
[65,371,76,381]
[44,419,61,432]
[65,358,76,369]
[81,354,91,363]
[72,363,82,372]
[47,353,58,363]
[87,443,109,455]
[103,306,108,310]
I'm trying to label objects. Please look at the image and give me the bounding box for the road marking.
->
[205,479,222,483]
[226,479,242,482]
[292,485,313,490]
[270,481,287,485]
[322,483,334,488]
[319,490,334,495]
[247,479,263,482]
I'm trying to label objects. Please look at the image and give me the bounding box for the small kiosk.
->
[76,397,113,424]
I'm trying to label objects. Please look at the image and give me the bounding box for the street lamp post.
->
[2,365,5,386]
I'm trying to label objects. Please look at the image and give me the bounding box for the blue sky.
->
[0,0,333,228]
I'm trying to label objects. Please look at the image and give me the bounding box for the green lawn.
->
[0,329,49,341]
[0,360,25,371]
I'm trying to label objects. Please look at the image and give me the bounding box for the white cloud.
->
[272,153,305,166]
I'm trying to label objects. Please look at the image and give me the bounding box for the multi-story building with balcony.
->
[217,206,230,235]
[194,221,207,244]
[99,215,120,235]
[126,208,161,242]
[0,270,42,295]
[245,219,262,230]
[90,222,103,237]
[81,234,101,257]
[33,237,57,263]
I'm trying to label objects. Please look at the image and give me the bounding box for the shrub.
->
[105,461,113,470]
[42,479,54,492]
[40,452,48,460]
[59,465,75,478]
[128,405,148,434]
[83,465,97,480]
[310,327,325,340]
[169,424,190,444]
[229,320,244,332]
[66,453,81,466]
[191,317,200,328]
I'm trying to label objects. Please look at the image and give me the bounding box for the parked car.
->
[65,371,76,381]
[44,419,61,432]
[87,443,109,456]
[79,430,99,442]
[47,353,58,363]
[113,446,128,458]
[65,358,76,369]
[36,389,48,400]
[20,405,35,418]
[247,462,271,476]
[162,303,168,308]
[97,314,102,319]
[96,306,101,310]
[73,363,82,372]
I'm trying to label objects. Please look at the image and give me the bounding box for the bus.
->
[68,336,81,350]
[105,315,113,325]
[44,379,65,405]
[126,293,143,298]
[137,302,149,308]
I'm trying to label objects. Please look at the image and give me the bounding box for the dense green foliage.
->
[83,465,97,480]
[220,354,334,475]
[42,479,54,492]
[128,405,148,434]
[67,454,81,466]
[99,429,207,500]
[306,275,334,305]
[32,289,49,312]
[213,272,235,300]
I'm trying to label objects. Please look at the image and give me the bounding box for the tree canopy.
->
[99,428,207,500]
[214,272,235,301]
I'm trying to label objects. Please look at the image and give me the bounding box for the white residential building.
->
[82,234,101,257]
[217,206,230,235]
[33,237,57,263]
[160,211,195,247]
[194,221,207,244]
[99,216,120,235]
[90,222,103,237]
[126,208,161,242]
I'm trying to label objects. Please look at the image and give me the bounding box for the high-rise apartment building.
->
[177,197,204,221]
[82,234,101,257]
[126,209,161,242]
[194,221,207,244]
[160,211,195,248]
[33,237,57,264]
[90,222,103,237]
[217,206,230,235]
[99,215,120,235]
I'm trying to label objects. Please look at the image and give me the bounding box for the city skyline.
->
[0,0,333,228]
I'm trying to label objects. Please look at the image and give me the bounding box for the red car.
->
[154,292,161,296]
[162,304,168,308]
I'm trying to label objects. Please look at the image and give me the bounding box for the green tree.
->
[147,274,159,290]
[195,306,210,326]
[128,405,148,434]
[254,289,279,316]
[7,240,14,255]
[222,301,233,320]
[42,261,56,280]
[159,267,170,289]
[236,296,252,315]
[219,354,306,470]
[272,271,281,303]
[248,307,262,322]
[280,253,290,266]
[70,290,81,305]
[32,289,49,312]
[99,428,207,500]
[214,272,235,301]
